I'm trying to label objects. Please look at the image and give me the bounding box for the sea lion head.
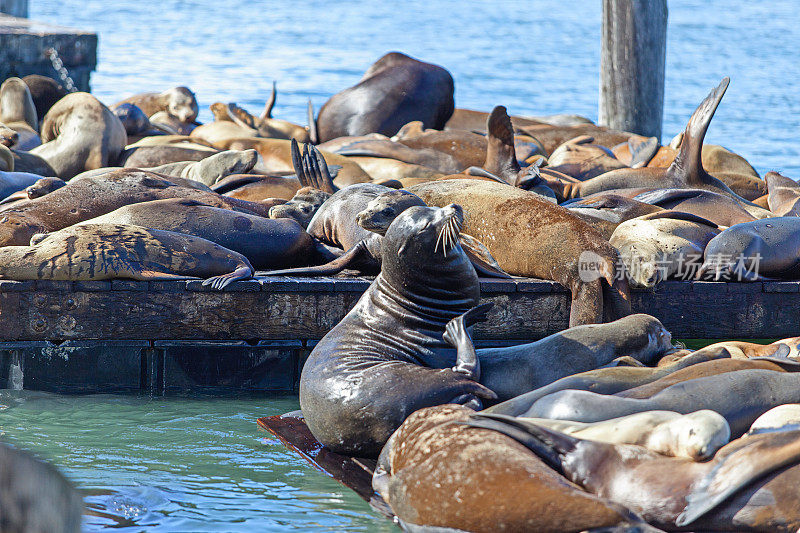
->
[381,204,478,302]
[113,103,151,135]
[269,187,330,228]
[0,123,18,147]
[26,177,67,199]
[647,410,730,461]
[0,213,45,247]
[163,86,199,124]
[356,189,426,236]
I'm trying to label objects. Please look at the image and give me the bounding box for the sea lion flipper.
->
[307,98,318,145]
[300,144,336,194]
[483,105,521,183]
[444,304,493,380]
[677,430,800,527]
[201,265,253,290]
[459,233,511,279]
[261,81,276,120]
[260,240,370,277]
[668,77,730,183]
[290,138,307,185]
[627,136,660,168]
[464,166,506,183]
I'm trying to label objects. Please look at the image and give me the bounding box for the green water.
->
[0,391,392,532]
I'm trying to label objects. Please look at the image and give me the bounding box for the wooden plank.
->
[0,277,796,341]
[257,413,392,518]
[599,0,668,138]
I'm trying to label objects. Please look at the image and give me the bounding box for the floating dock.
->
[0,276,797,395]
[0,13,96,91]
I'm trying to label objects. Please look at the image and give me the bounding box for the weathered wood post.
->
[599,0,668,139]
[0,0,28,18]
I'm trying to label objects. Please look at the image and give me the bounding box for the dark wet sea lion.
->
[468,413,800,531]
[78,198,330,270]
[408,179,630,326]
[0,77,40,150]
[527,368,800,437]
[300,204,497,456]
[315,52,454,142]
[22,75,68,123]
[699,218,800,280]
[30,92,127,179]
[543,78,741,200]
[3,223,253,289]
[374,405,640,533]
[766,171,800,215]
[113,86,199,124]
[0,169,275,246]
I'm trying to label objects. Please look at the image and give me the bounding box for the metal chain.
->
[44,47,77,93]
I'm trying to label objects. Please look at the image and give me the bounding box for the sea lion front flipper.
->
[261,81,276,120]
[483,105,521,183]
[464,166,506,183]
[459,233,511,279]
[677,429,800,527]
[260,240,371,277]
[201,265,253,290]
[668,77,730,184]
[627,136,660,168]
[443,303,494,380]
[302,144,337,194]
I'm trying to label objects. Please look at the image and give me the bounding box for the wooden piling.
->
[599,0,668,139]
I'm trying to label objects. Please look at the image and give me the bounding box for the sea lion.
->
[541,78,743,201]
[517,123,631,156]
[0,77,41,150]
[22,74,68,122]
[0,169,275,246]
[299,204,497,456]
[30,92,127,179]
[0,223,253,288]
[0,170,52,201]
[0,123,18,148]
[9,148,57,175]
[466,413,800,531]
[213,174,301,201]
[562,194,664,240]
[113,103,153,136]
[0,176,66,207]
[632,187,770,225]
[766,171,800,215]
[546,135,628,179]
[117,143,218,168]
[747,404,800,435]
[191,96,309,144]
[315,52,454,142]
[77,198,330,269]
[517,410,730,460]
[473,314,675,401]
[609,211,720,287]
[113,86,199,124]
[443,107,543,132]
[525,368,800,437]
[408,178,630,326]
[699,218,800,280]
[143,149,258,186]
[373,404,643,533]
[333,138,464,174]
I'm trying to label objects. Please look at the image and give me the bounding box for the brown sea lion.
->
[0,169,274,246]
[444,107,544,132]
[0,77,41,150]
[77,198,332,269]
[117,144,218,168]
[0,223,252,289]
[374,405,642,533]
[766,171,800,215]
[315,52,454,142]
[30,92,127,179]
[517,122,632,155]
[22,74,68,123]
[632,187,770,225]
[408,178,630,326]
[546,135,628,179]
[467,413,800,531]
[0,123,18,148]
[113,86,199,124]
[563,194,664,240]
[541,78,742,201]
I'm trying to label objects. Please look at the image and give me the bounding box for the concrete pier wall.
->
[0,0,28,18]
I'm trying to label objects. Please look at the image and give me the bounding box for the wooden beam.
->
[599,0,668,139]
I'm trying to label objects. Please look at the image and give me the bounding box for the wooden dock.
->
[0,275,797,394]
[0,13,96,91]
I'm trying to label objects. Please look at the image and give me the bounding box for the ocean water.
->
[6,1,800,531]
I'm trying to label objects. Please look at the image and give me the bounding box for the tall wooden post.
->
[599,0,667,139]
[0,0,28,18]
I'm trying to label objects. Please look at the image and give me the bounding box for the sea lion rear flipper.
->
[444,303,494,380]
[261,81,276,120]
[677,430,800,527]
[667,77,730,183]
[463,413,580,473]
[201,265,253,290]
[483,105,521,183]
[627,136,660,168]
[633,188,703,206]
[307,98,318,145]
[459,233,511,279]
[464,166,506,183]
[260,240,371,277]
[298,143,337,194]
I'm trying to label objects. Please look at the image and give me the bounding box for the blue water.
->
[7,1,800,531]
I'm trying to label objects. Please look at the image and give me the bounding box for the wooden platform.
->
[0,14,96,91]
[0,275,797,394]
